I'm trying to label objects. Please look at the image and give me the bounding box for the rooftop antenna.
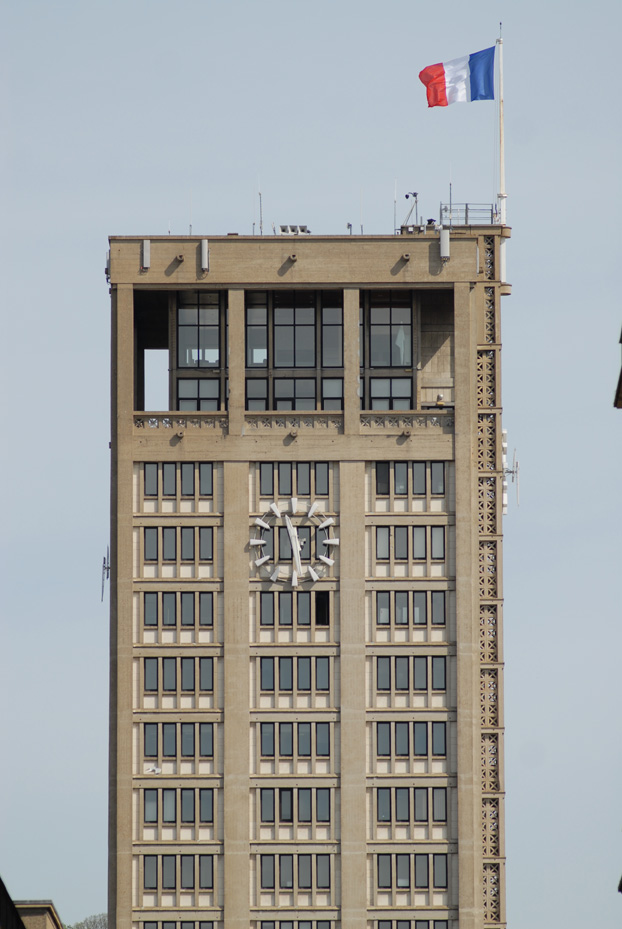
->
[402,192,419,226]
[101,545,110,602]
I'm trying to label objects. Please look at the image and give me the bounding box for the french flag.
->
[419,46,495,107]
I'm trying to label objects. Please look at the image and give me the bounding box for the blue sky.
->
[1,1,621,925]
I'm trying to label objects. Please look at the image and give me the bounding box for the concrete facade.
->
[108,227,510,929]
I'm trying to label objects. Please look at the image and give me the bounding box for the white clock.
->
[250,499,339,586]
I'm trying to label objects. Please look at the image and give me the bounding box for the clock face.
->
[250,498,339,586]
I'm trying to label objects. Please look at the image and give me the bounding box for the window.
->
[258,461,330,499]
[376,787,447,825]
[142,722,215,761]
[376,721,447,760]
[177,378,221,412]
[369,377,412,411]
[259,722,331,760]
[258,656,331,695]
[142,591,215,627]
[259,589,330,628]
[375,526,409,562]
[374,461,447,500]
[177,292,224,368]
[375,590,447,627]
[367,293,412,367]
[141,461,214,501]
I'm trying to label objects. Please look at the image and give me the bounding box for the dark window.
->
[261,723,275,756]
[181,723,195,757]
[177,292,222,368]
[261,788,275,822]
[433,854,448,889]
[200,722,213,756]
[181,462,194,496]
[144,528,158,561]
[431,591,446,625]
[200,592,214,626]
[144,592,158,626]
[376,462,390,495]
[378,855,391,888]
[315,590,330,625]
[199,855,213,889]
[261,855,275,889]
[181,592,194,626]
[180,855,194,889]
[144,789,157,823]
[144,464,158,496]
[144,658,158,691]
[144,723,157,757]
[144,855,157,889]
[162,723,176,756]
[181,788,195,823]
[199,527,213,561]
[162,855,176,890]
[163,592,176,625]
[200,657,213,691]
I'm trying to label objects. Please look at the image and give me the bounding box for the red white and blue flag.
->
[419,46,495,107]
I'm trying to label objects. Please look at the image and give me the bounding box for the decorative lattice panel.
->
[481,733,500,791]
[480,606,498,663]
[479,540,498,599]
[481,669,499,728]
[484,287,496,343]
[482,863,501,922]
[477,350,496,408]
[484,237,495,281]
[482,798,500,857]
[478,476,497,535]
[477,414,496,471]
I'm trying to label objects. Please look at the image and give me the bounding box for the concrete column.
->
[337,460,367,926]
[222,461,250,926]
[453,282,482,928]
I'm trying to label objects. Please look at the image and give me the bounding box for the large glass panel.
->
[260,657,274,691]
[298,854,312,889]
[279,723,293,756]
[144,463,158,496]
[199,592,213,626]
[144,724,157,756]
[413,656,427,690]
[413,591,427,624]
[431,591,446,625]
[432,656,446,690]
[395,722,409,756]
[144,658,158,691]
[395,591,409,625]
[316,854,330,888]
[162,855,176,889]
[377,722,391,756]
[260,723,275,756]
[162,463,176,496]
[279,788,293,822]
[432,787,447,822]
[162,657,176,691]
[396,854,410,888]
[377,657,391,691]
[162,592,176,626]
[316,657,329,691]
[414,855,429,888]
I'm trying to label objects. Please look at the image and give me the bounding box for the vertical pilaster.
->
[338,460,367,927]
[222,461,250,927]
[343,290,360,436]
[109,283,135,929]
[453,282,482,929]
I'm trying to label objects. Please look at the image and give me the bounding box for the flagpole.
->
[496,28,507,283]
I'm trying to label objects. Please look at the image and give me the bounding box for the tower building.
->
[108,221,510,929]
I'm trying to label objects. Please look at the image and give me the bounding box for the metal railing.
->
[439,202,497,226]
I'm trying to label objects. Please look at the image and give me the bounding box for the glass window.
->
[432,722,446,756]
[144,528,158,561]
[181,723,195,757]
[297,462,311,495]
[279,854,294,889]
[261,788,275,822]
[144,789,157,823]
[378,854,391,888]
[178,377,220,411]
[376,462,390,495]
[394,462,408,495]
[370,377,412,410]
[376,527,390,560]
[162,855,176,889]
[199,855,213,889]
[413,591,427,625]
[181,592,194,626]
[298,723,311,757]
[413,721,427,756]
[162,657,176,691]
[261,723,275,756]
[316,657,329,691]
[413,462,426,494]
[433,854,448,889]
[180,462,194,496]
[162,592,176,626]
[431,591,446,625]
[395,722,409,756]
[162,527,176,561]
[280,723,293,756]
[260,592,274,626]
[396,854,410,888]
[414,855,429,889]
[181,657,194,691]
[322,378,343,410]
[200,722,213,756]
[395,656,409,690]
[274,378,316,411]
[180,855,194,889]
[279,591,293,626]
[278,462,292,495]
[413,526,426,559]
[395,787,409,821]
[431,526,445,560]
[199,462,213,496]
[196,591,212,626]
[177,292,221,368]
[377,788,391,822]
[298,788,312,823]
[316,788,330,822]
[322,304,343,367]
[432,787,447,822]
[260,658,274,691]
[246,378,268,410]
[162,463,176,496]
[181,788,195,823]
[431,462,445,495]
[394,526,408,560]
[144,723,157,757]
[316,722,330,756]
[279,657,293,691]
[315,462,329,496]
[377,722,391,756]
[279,788,293,823]
[377,591,390,625]
[143,855,157,889]
[413,656,427,690]
[432,656,446,691]
[377,657,391,691]
[144,658,158,691]
[200,657,213,691]
[259,462,274,496]
[298,854,312,889]
[414,787,428,822]
[297,657,311,691]
[162,723,176,756]
[199,527,213,561]
[316,854,330,889]
[144,464,158,496]
[315,590,329,625]
[369,295,412,367]
[181,527,194,561]
[246,299,268,367]
[144,592,158,626]
[396,591,408,624]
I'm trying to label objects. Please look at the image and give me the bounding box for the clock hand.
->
[284,514,303,575]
